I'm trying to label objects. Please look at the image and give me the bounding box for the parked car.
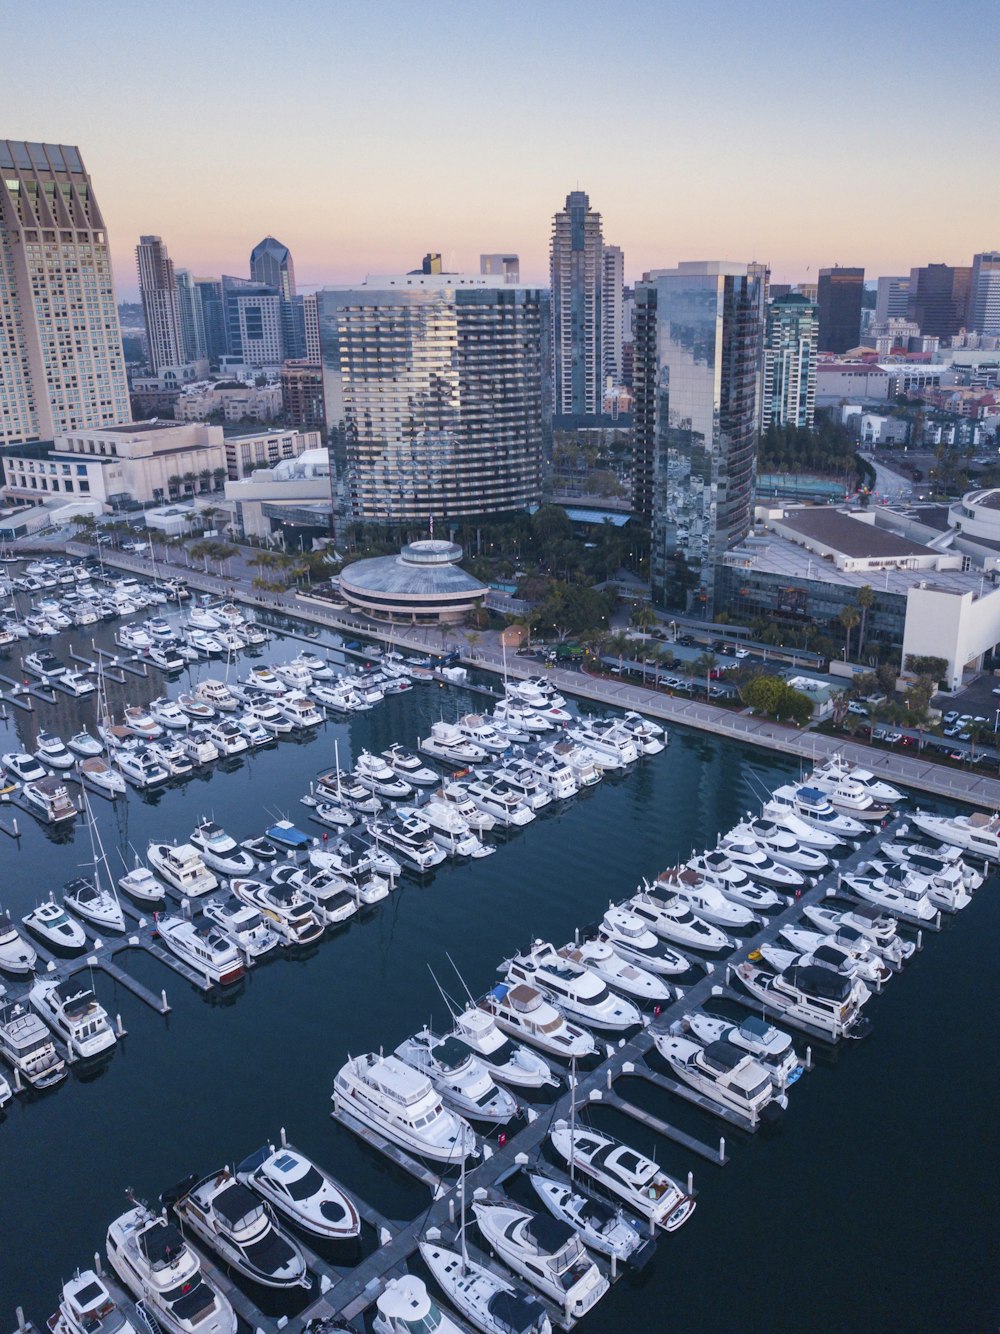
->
[847,702,868,716]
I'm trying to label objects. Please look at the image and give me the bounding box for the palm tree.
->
[839,605,861,661]
[167,474,183,498]
[856,585,874,658]
[212,467,228,490]
[198,468,212,493]
[181,471,197,495]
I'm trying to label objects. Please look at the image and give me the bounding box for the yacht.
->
[235,1143,360,1241]
[420,1241,553,1334]
[23,615,58,637]
[597,904,692,976]
[148,739,194,778]
[64,877,125,931]
[202,894,281,959]
[682,1012,802,1090]
[802,902,915,967]
[735,961,871,1040]
[558,938,670,1003]
[310,831,399,883]
[246,699,294,734]
[726,818,830,875]
[568,720,639,767]
[384,747,442,784]
[910,808,1000,862]
[465,776,536,828]
[284,867,360,926]
[333,1051,478,1163]
[123,706,163,739]
[312,681,367,713]
[67,729,104,758]
[215,627,246,654]
[403,798,494,859]
[769,784,866,839]
[205,720,250,757]
[116,625,154,652]
[156,915,246,986]
[46,1268,138,1334]
[106,1204,236,1334]
[292,651,335,680]
[419,720,488,766]
[79,756,127,797]
[0,911,38,973]
[442,1002,557,1089]
[544,739,602,787]
[241,834,280,862]
[59,670,98,698]
[529,1174,645,1266]
[548,1123,695,1231]
[145,616,175,642]
[472,1202,607,1317]
[186,630,225,658]
[490,760,552,812]
[395,1026,518,1123]
[867,855,971,913]
[190,820,256,876]
[34,732,76,770]
[882,836,983,889]
[194,679,240,713]
[628,883,731,952]
[273,659,313,690]
[171,1170,309,1289]
[181,731,220,766]
[119,863,165,904]
[23,898,87,951]
[620,710,667,755]
[278,692,323,729]
[705,839,806,891]
[354,750,413,799]
[0,1000,66,1087]
[187,606,223,631]
[437,780,497,831]
[815,776,890,822]
[529,751,579,801]
[810,756,903,805]
[236,715,272,748]
[373,1275,465,1334]
[661,865,760,926]
[479,982,596,1060]
[367,812,447,872]
[840,864,938,925]
[760,800,844,853]
[29,978,117,1059]
[778,926,893,985]
[24,649,67,678]
[504,940,641,1030]
[458,713,510,754]
[147,842,218,897]
[679,853,781,911]
[4,750,49,783]
[231,878,325,945]
[177,692,215,721]
[265,819,313,851]
[244,665,285,694]
[307,797,357,831]
[117,748,170,789]
[506,678,567,710]
[653,1034,785,1126]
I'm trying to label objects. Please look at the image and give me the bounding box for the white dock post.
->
[116,1013,125,1037]
[94,1250,102,1275]
[648,1212,655,1237]
[719,1136,726,1163]
[574,926,580,945]
[935,911,941,931]
[13,1067,22,1092]
[607,1067,612,1090]
[611,1251,618,1281]
[15,1309,25,1334]
[916,929,923,951]
[805,1045,813,1071]
[448,1197,456,1223]
[280,1126,287,1147]
[687,1170,694,1195]
[725,964,731,985]
[12,818,17,838]
[160,988,169,1012]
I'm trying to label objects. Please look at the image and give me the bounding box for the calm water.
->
[0,608,996,1333]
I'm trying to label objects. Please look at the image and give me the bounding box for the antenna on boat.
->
[428,965,459,1020]
[569,1053,577,1184]
[445,951,475,1005]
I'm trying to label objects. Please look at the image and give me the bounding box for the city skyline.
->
[6,0,997,300]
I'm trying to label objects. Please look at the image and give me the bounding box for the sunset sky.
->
[5,0,998,300]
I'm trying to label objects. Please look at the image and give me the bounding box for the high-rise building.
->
[816,266,864,353]
[632,262,767,615]
[0,140,129,446]
[280,360,325,432]
[907,263,971,341]
[602,244,624,389]
[194,278,227,363]
[175,269,206,363]
[136,235,185,372]
[875,275,910,324]
[223,279,283,367]
[480,254,519,283]
[301,292,321,362]
[318,272,549,525]
[968,252,1000,336]
[550,190,604,417]
[250,236,298,356]
[762,294,817,430]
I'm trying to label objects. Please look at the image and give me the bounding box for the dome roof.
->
[341,541,485,597]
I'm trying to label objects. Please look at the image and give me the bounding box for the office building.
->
[280,359,325,431]
[908,263,972,341]
[136,235,185,372]
[318,272,548,525]
[175,269,206,363]
[223,425,321,480]
[968,252,1000,336]
[194,278,227,362]
[817,266,864,353]
[480,254,519,283]
[550,190,604,416]
[762,293,818,429]
[225,447,332,542]
[223,279,284,367]
[632,261,767,615]
[250,235,301,357]
[875,275,910,323]
[0,140,129,446]
[301,292,321,361]
[602,243,624,388]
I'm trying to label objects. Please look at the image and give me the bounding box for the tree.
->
[167,474,183,497]
[743,675,786,715]
[212,467,228,490]
[181,471,197,494]
[856,585,874,657]
[630,603,656,634]
[839,605,860,661]
[198,468,212,493]
[904,653,948,682]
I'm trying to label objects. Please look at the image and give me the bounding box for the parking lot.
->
[936,671,1000,734]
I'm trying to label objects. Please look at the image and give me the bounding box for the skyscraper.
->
[762,294,817,430]
[318,272,549,525]
[223,279,284,367]
[301,293,321,362]
[0,140,129,446]
[480,254,520,283]
[602,244,625,389]
[136,235,185,372]
[967,252,1000,336]
[907,263,972,340]
[816,266,864,353]
[632,262,767,615]
[875,275,910,323]
[550,190,604,417]
[175,269,206,363]
[250,236,298,357]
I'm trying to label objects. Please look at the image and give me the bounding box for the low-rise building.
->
[224,448,332,542]
[816,361,890,405]
[174,380,283,423]
[339,539,486,624]
[280,360,325,431]
[223,427,322,480]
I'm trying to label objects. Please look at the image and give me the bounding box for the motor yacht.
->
[778,926,893,985]
[106,1204,236,1334]
[840,864,938,925]
[265,819,313,851]
[246,699,293,734]
[911,808,1000,862]
[244,665,285,694]
[148,739,194,778]
[333,1051,478,1163]
[24,897,87,951]
[678,853,781,912]
[506,677,567,710]
[548,1122,695,1230]
[654,1034,785,1126]
[628,883,731,952]
[67,729,104,758]
[79,756,127,797]
[46,1267,139,1334]
[471,1202,607,1318]
[283,867,359,926]
[402,799,494,858]
[419,720,489,766]
[231,878,325,946]
[177,692,215,721]
[116,625,154,653]
[34,731,75,770]
[117,748,170,789]
[442,1002,557,1089]
[150,647,187,676]
[682,1012,802,1090]
[203,720,249,758]
[769,784,866,839]
[660,866,760,927]
[26,772,79,822]
[802,902,915,967]
[145,616,175,642]
[187,606,223,631]
[568,720,639,767]
[24,649,66,678]
[529,751,579,801]
[0,1000,66,1087]
[396,1027,518,1123]
[419,1241,553,1334]
[119,863,165,904]
[23,615,57,637]
[558,938,670,1003]
[726,818,830,875]
[882,836,983,889]
[544,739,602,788]
[735,961,871,1040]
[29,978,117,1059]
[147,842,218,897]
[99,724,136,753]
[241,834,280,862]
[464,776,536,828]
[195,679,240,713]
[307,797,357,831]
[490,760,552,812]
[597,904,691,976]
[354,750,413,799]
[64,876,125,931]
[236,1143,360,1241]
[760,939,878,998]
[373,1275,465,1334]
[534,1177,645,1271]
[273,659,313,691]
[156,915,245,986]
[706,840,806,891]
[0,911,38,973]
[172,1170,309,1289]
[810,756,903,804]
[215,627,246,654]
[237,715,272,748]
[309,680,361,713]
[437,780,497,830]
[479,982,595,1060]
[4,750,49,783]
[189,819,256,876]
[457,713,510,754]
[504,940,641,1031]
[310,830,400,882]
[181,731,220,766]
[123,706,163,739]
[292,651,336,680]
[59,670,97,698]
[366,812,447,872]
[278,692,323,729]
[620,710,667,755]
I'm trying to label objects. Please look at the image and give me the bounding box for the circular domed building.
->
[338,540,486,624]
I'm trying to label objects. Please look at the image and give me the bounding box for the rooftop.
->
[776,508,931,559]
[340,541,485,598]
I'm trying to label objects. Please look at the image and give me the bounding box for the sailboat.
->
[63,792,126,931]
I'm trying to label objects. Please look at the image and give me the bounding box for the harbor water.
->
[0,611,996,1332]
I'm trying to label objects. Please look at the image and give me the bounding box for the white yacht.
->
[354,750,413,799]
[34,731,75,770]
[157,915,246,986]
[395,1026,518,1123]
[566,722,631,769]
[364,812,444,872]
[506,677,567,710]
[46,1267,138,1334]
[119,863,165,904]
[679,853,781,911]
[64,876,125,931]
[312,680,367,713]
[682,1012,802,1090]
[203,894,280,959]
[106,1204,236,1334]
[620,710,667,754]
[0,1000,66,1087]
[180,730,220,766]
[236,1143,360,1241]
[177,692,215,721]
[24,649,66,678]
[778,925,893,985]
[147,842,218,897]
[122,706,163,739]
[471,1202,608,1318]
[760,799,843,852]
[205,719,250,756]
[67,729,104,758]
[910,808,1000,862]
[283,866,360,926]
[882,836,983,889]
[566,933,672,1003]
[117,748,170,789]
[437,780,497,831]
[706,840,806,891]
[333,1051,478,1163]
[373,1275,465,1334]
[419,720,488,765]
[769,785,866,839]
[293,651,336,679]
[735,961,871,1040]
[80,756,127,797]
[653,1034,785,1126]
[4,750,49,783]
[59,669,98,698]
[504,940,641,1031]
[458,712,510,754]
[465,776,536,828]
[190,819,256,876]
[194,679,240,713]
[548,1123,695,1230]
[727,818,830,875]
[243,665,284,694]
[868,854,971,914]
[237,715,272,748]
[802,902,915,967]
[23,898,87,951]
[0,911,38,973]
[420,1241,553,1334]
[628,883,731,952]
[317,769,383,814]
[116,625,154,652]
[530,751,579,800]
[810,756,903,805]
[187,606,223,631]
[490,760,552,812]
[148,738,194,777]
[29,978,117,1059]
[231,878,325,946]
[148,644,186,672]
[598,904,692,976]
[661,866,760,927]
[442,1002,557,1089]
[278,692,323,729]
[402,798,494,859]
[381,743,439,786]
[246,699,293,734]
[840,864,937,924]
[172,1170,309,1289]
[478,982,596,1060]
[546,739,603,788]
[273,659,313,690]
[528,1175,644,1265]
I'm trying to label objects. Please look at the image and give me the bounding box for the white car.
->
[735,648,749,659]
[847,702,868,716]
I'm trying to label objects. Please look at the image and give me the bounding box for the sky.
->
[3,0,998,301]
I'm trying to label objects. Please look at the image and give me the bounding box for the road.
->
[861,453,913,504]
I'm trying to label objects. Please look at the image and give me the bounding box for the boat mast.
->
[569,1052,577,1184]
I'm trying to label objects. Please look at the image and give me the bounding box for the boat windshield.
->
[282,1164,325,1201]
